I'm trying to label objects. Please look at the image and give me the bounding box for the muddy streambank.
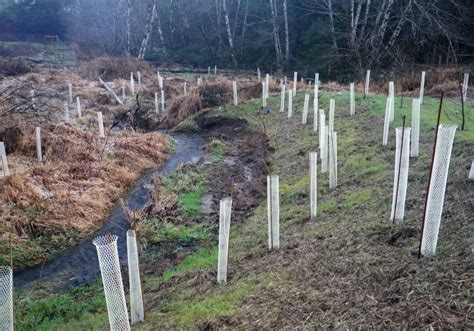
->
[14,132,204,292]
[143,115,270,276]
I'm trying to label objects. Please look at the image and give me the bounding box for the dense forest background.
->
[1,0,474,78]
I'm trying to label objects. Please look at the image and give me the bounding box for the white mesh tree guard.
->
[287,89,293,118]
[389,81,395,122]
[421,125,457,257]
[329,99,335,133]
[462,73,469,102]
[364,70,371,97]
[314,73,319,97]
[265,74,270,98]
[76,96,82,118]
[122,82,126,102]
[257,68,261,80]
[217,198,232,283]
[302,94,309,125]
[98,112,105,139]
[267,175,280,250]
[469,161,474,180]
[293,72,297,96]
[329,132,338,189]
[233,81,238,106]
[390,127,411,223]
[161,89,165,112]
[127,230,144,324]
[137,71,141,85]
[36,127,42,162]
[419,71,426,104]
[319,110,325,156]
[0,142,10,177]
[0,266,13,331]
[93,235,130,331]
[130,73,135,95]
[262,82,267,107]
[321,125,329,173]
[313,97,318,132]
[411,98,420,157]
[350,83,355,116]
[183,82,187,96]
[280,84,285,112]
[214,65,217,75]
[310,152,318,221]
[382,96,392,146]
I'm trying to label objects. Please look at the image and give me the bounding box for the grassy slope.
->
[16,90,473,329]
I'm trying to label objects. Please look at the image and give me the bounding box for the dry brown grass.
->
[78,57,153,81]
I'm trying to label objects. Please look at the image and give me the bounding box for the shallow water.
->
[14,132,204,292]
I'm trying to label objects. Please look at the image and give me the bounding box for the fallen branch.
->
[98,77,123,105]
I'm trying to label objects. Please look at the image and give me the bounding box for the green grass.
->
[161,246,218,281]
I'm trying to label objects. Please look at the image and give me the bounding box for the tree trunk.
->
[270,0,282,68]
[138,0,158,60]
[126,0,131,57]
[223,0,238,67]
[283,0,290,63]
[240,0,249,55]
[156,7,169,61]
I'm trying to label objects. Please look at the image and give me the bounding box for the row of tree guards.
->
[0,69,472,330]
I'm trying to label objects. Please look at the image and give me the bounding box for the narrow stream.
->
[14,132,204,292]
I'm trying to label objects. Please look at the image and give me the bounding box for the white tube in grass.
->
[214,65,217,75]
[217,197,232,283]
[68,83,73,103]
[0,266,13,331]
[262,82,267,108]
[127,230,144,324]
[310,152,318,221]
[329,99,335,134]
[319,110,325,157]
[280,84,286,112]
[98,112,105,139]
[462,73,469,102]
[130,72,135,95]
[421,125,457,256]
[302,94,309,125]
[197,77,202,86]
[411,98,420,157]
[287,89,293,118]
[419,71,426,104]
[0,142,9,177]
[159,76,164,90]
[364,70,371,97]
[267,175,280,250]
[329,132,338,189]
[257,67,261,80]
[321,125,328,173]
[208,66,211,75]
[284,76,287,86]
[93,235,130,331]
[155,92,159,114]
[313,96,318,132]
[293,72,297,96]
[76,96,82,118]
[382,97,392,146]
[390,127,411,223]
[184,82,187,96]
[137,71,141,85]
[266,74,270,98]
[389,81,395,122]
[350,83,355,116]
[468,161,474,180]
[36,127,42,162]
[64,101,70,123]
[161,89,165,112]
[233,81,238,106]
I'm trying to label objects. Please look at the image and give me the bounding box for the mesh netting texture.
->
[421,125,457,257]
[127,230,144,324]
[390,127,411,223]
[0,266,13,331]
[93,235,130,331]
[267,175,280,249]
[217,198,232,283]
